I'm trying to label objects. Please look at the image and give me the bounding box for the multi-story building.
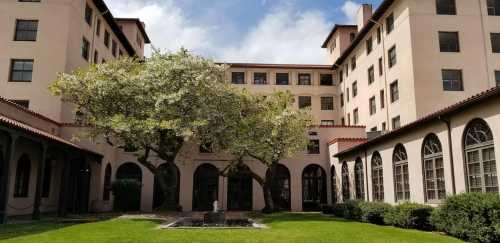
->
[0,0,500,223]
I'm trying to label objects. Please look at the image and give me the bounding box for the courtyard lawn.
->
[0,213,463,243]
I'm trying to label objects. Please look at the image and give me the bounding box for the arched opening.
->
[464,119,497,193]
[192,163,219,211]
[14,154,31,198]
[227,164,253,211]
[341,162,350,200]
[302,164,327,211]
[422,134,446,202]
[103,164,112,201]
[354,158,365,200]
[330,165,337,204]
[153,163,180,211]
[393,144,410,201]
[41,158,54,198]
[114,162,142,212]
[266,164,291,211]
[67,159,91,214]
[371,152,384,201]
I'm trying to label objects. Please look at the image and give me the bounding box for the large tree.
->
[215,91,313,212]
[50,49,241,210]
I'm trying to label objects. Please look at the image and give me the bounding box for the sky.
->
[104,0,382,64]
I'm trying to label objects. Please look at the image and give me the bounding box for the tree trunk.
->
[154,166,178,211]
[262,181,275,213]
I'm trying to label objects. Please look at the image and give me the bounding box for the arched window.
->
[115,162,142,211]
[266,164,291,211]
[14,154,31,198]
[341,162,350,200]
[193,163,219,211]
[464,119,497,193]
[354,158,365,200]
[371,152,384,201]
[103,163,112,201]
[393,144,410,201]
[302,164,327,211]
[330,165,337,203]
[422,134,446,201]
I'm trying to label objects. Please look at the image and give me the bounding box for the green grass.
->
[0,213,463,243]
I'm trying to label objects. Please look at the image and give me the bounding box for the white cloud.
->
[105,0,333,64]
[341,0,361,24]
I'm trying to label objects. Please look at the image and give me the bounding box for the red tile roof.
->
[0,96,61,126]
[335,86,500,157]
[328,137,368,146]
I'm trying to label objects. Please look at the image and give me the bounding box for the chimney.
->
[357,4,373,31]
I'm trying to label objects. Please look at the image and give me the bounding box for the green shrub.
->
[430,193,500,243]
[384,203,433,231]
[359,201,392,225]
[320,204,335,215]
[331,200,362,220]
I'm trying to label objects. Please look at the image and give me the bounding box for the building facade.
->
[1,0,500,223]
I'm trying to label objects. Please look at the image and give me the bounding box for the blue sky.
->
[105,0,382,64]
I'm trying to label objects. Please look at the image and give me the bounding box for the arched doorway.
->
[103,164,112,201]
[330,165,337,204]
[266,164,291,211]
[14,154,31,198]
[193,164,219,211]
[302,164,327,211]
[464,119,497,193]
[114,162,142,212]
[227,164,253,211]
[153,163,180,211]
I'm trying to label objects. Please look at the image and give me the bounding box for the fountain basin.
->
[160,217,267,229]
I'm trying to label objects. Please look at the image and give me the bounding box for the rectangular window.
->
[18,0,41,2]
[320,120,335,126]
[85,4,93,26]
[96,19,101,36]
[298,96,312,109]
[370,127,378,132]
[347,113,351,125]
[496,70,500,86]
[442,69,464,91]
[104,30,110,48]
[341,118,345,126]
[368,65,375,84]
[9,100,29,109]
[82,37,90,61]
[390,80,399,102]
[353,108,359,125]
[377,27,381,43]
[378,57,383,76]
[298,73,311,85]
[436,0,456,15]
[14,20,38,41]
[439,32,460,52]
[388,45,397,68]
[231,72,245,84]
[93,50,99,64]
[340,93,344,107]
[339,70,344,83]
[380,90,385,108]
[491,33,500,53]
[254,72,267,84]
[386,13,394,34]
[351,56,356,70]
[352,81,358,97]
[321,97,334,110]
[366,37,373,54]
[320,74,334,86]
[382,122,387,131]
[346,88,350,102]
[345,64,349,76]
[369,96,376,115]
[112,40,117,57]
[276,73,289,85]
[9,59,33,82]
[307,139,320,154]
[487,0,500,16]
[392,116,401,129]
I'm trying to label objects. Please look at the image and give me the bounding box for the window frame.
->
[9,59,34,82]
[369,96,376,115]
[393,144,410,202]
[371,152,384,201]
[422,134,446,203]
[320,73,334,86]
[390,80,399,103]
[495,70,500,86]
[82,37,90,61]
[231,72,245,84]
[439,31,460,52]
[253,72,268,85]
[320,96,334,111]
[442,69,464,91]
[84,3,93,26]
[298,96,312,109]
[307,139,320,154]
[276,73,290,85]
[14,19,38,41]
[354,158,365,200]
[386,13,394,34]
[368,65,375,84]
[491,33,500,53]
[436,0,457,15]
[298,73,312,85]
[487,0,500,16]
[352,81,358,97]
[366,37,373,55]
[392,116,401,130]
[388,45,397,68]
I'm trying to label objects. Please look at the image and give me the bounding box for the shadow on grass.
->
[0,220,78,240]
[262,212,355,224]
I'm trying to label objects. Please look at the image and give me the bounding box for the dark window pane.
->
[392,116,401,129]
[104,31,110,47]
[491,33,500,53]
[439,32,460,52]
[388,46,397,67]
[495,70,500,86]
[320,74,333,85]
[14,20,38,41]
[307,140,320,154]
[276,73,289,85]
[436,0,456,15]
[9,100,29,109]
[82,37,90,60]
[321,97,334,110]
[254,72,267,84]
[231,72,245,84]
[386,13,394,34]
[378,57,383,76]
[366,37,373,54]
[10,59,34,82]
[85,4,93,25]
[298,96,311,109]
[442,69,464,91]
[368,66,375,84]
[390,80,399,102]
[369,97,376,115]
[298,73,311,85]
[487,0,500,16]
[352,81,358,97]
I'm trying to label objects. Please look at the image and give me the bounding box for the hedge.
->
[359,201,392,225]
[384,203,434,231]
